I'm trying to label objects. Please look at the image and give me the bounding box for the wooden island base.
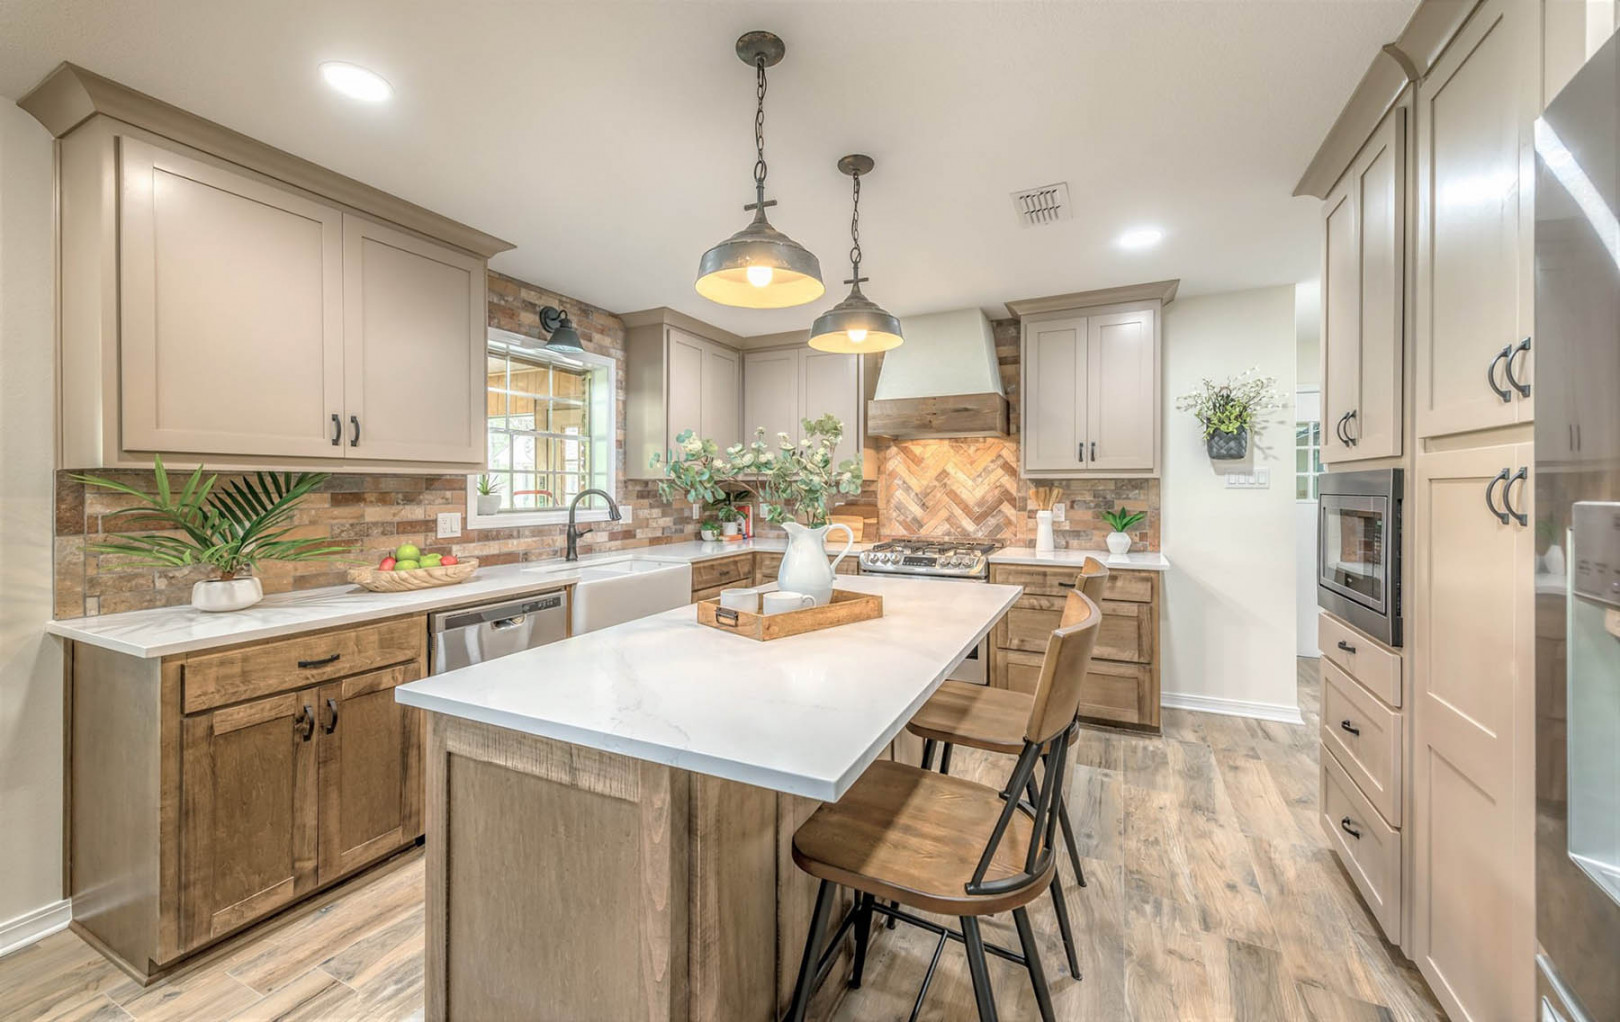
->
[424,714,864,1021]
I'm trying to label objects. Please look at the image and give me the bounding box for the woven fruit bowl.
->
[347,558,479,593]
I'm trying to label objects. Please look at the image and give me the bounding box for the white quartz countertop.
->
[396,575,1022,801]
[989,547,1171,571]
[44,537,870,660]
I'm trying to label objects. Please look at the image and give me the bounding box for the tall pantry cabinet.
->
[1310,1,1545,1018]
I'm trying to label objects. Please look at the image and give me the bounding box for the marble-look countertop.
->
[989,547,1171,571]
[45,537,870,660]
[396,574,1022,800]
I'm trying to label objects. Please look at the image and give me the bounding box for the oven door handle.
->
[1484,468,1511,525]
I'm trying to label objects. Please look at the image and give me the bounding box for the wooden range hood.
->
[864,309,1009,439]
[865,392,1009,439]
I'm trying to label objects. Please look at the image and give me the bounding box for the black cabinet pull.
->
[1340,719,1361,737]
[1058,580,1077,589]
[1505,467,1529,527]
[330,413,341,446]
[1334,412,1350,446]
[323,698,339,734]
[1487,345,1513,402]
[1077,442,1085,463]
[350,415,361,447]
[294,705,315,742]
[1336,639,1356,654]
[1090,441,1096,462]
[1340,816,1362,840]
[1485,468,1511,524]
[297,653,341,669]
[1345,409,1358,446]
[1504,336,1531,397]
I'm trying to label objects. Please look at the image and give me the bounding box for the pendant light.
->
[694,32,824,309]
[809,155,903,353]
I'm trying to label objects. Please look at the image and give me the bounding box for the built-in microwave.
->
[1317,469,1403,647]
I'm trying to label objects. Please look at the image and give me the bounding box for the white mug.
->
[762,591,816,615]
[719,588,758,613]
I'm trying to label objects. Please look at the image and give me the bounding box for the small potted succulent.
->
[475,474,502,516]
[699,516,721,542]
[72,456,351,612]
[1176,368,1281,460]
[1102,507,1146,556]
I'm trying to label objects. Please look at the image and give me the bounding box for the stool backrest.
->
[1077,556,1109,601]
[1025,592,1102,745]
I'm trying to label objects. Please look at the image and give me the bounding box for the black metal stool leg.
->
[960,916,999,1021]
[939,742,954,775]
[921,738,938,770]
[1013,906,1056,1022]
[1058,795,1087,887]
[849,893,874,989]
[1049,875,1081,979]
[886,898,900,929]
[786,879,836,1022]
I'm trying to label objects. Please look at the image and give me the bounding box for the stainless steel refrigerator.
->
[1534,29,1620,1022]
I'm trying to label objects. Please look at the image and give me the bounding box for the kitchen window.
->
[467,327,623,530]
[1296,419,1324,500]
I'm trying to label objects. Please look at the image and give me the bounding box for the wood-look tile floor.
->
[0,659,1443,1021]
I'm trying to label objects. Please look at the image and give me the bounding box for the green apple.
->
[419,554,442,567]
[395,543,422,562]
[394,559,420,571]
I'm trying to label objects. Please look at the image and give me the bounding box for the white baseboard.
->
[1161,691,1304,725]
[0,899,71,959]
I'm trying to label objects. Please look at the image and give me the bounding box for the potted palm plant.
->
[1101,507,1146,556]
[72,456,352,612]
[1176,368,1281,460]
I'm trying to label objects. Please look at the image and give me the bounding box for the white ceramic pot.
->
[1035,510,1055,553]
[700,528,719,542]
[1106,531,1132,556]
[1543,543,1566,575]
[722,521,740,536]
[777,521,855,606]
[192,576,263,613]
[476,493,502,516]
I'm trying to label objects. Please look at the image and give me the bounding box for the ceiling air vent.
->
[1011,182,1071,227]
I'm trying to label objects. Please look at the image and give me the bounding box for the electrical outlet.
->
[437,512,462,538]
[1052,502,1067,523]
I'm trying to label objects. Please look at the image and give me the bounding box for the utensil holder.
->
[1035,510,1055,553]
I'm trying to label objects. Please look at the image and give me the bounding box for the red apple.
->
[380,556,396,571]
[439,554,458,566]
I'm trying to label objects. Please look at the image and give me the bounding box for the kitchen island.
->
[394,574,1021,1022]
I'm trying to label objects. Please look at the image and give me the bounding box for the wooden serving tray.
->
[697,588,882,641]
[347,558,479,593]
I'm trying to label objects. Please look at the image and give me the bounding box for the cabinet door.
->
[180,689,319,950]
[801,350,862,468]
[1415,0,1535,438]
[702,343,742,450]
[316,663,424,883]
[666,328,706,442]
[1023,316,1086,472]
[1085,309,1157,471]
[1321,171,1361,462]
[342,216,485,464]
[1412,442,1534,1020]
[1351,108,1405,459]
[743,349,801,447]
[119,138,345,458]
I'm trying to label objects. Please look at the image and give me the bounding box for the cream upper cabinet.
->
[1415,0,1536,439]
[1321,107,1405,463]
[1021,303,1160,477]
[740,347,864,468]
[742,349,802,445]
[119,138,347,459]
[1411,442,1535,1022]
[702,342,742,452]
[626,322,743,475]
[801,350,863,469]
[666,329,708,444]
[342,216,485,464]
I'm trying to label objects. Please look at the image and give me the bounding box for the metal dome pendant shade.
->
[809,154,903,353]
[695,32,824,309]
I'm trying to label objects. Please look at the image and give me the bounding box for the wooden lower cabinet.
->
[988,563,1161,730]
[69,616,428,979]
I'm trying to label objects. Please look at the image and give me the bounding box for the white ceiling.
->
[0,0,1415,336]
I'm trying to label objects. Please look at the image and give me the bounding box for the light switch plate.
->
[437,512,462,538]
[1225,468,1271,489]
[1053,502,1067,523]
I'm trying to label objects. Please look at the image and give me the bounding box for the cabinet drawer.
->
[1320,659,1403,825]
[182,616,425,714]
[990,564,1086,597]
[691,553,754,593]
[999,648,1044,695]
[1079,660,1154,726]
[691,583,733,605]
[1321,745,1402,940]
[754,551,783,584]
[998,598,1152,664]
[1101,571,1155,604]
[1319,611,1401,707]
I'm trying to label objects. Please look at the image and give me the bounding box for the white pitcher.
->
[777,521,854,606]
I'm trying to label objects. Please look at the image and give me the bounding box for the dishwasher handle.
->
[431,593,564,633]
[490,615,527,630]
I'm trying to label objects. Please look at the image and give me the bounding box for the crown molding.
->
[1004,278,1179,318]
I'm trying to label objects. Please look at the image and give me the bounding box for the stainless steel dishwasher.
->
[429,591,569,673]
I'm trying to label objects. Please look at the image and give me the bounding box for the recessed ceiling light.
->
[1116,227,1164,250]
[320,62,392,103]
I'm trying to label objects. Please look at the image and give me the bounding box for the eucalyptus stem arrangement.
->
[1175,368,1282,440]
[652,414,862,527]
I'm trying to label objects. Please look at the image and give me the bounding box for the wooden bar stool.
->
[894,557,1110,976]
[783,592,1104,1022]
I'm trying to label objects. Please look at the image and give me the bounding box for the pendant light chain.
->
[848,170,863,282]
[752,56,768,204]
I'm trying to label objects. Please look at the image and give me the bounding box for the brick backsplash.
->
[52,270,701,618]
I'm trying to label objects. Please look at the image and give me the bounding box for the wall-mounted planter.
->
[1206,427,1249,460]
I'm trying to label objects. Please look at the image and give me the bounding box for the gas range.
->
[857,538,999,580]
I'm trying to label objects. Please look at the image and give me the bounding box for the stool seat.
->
[792,760,1054,916]
[907,680,1032,754]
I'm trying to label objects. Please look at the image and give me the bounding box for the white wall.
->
[0,102,67,952]
[1161,286,1300,721]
